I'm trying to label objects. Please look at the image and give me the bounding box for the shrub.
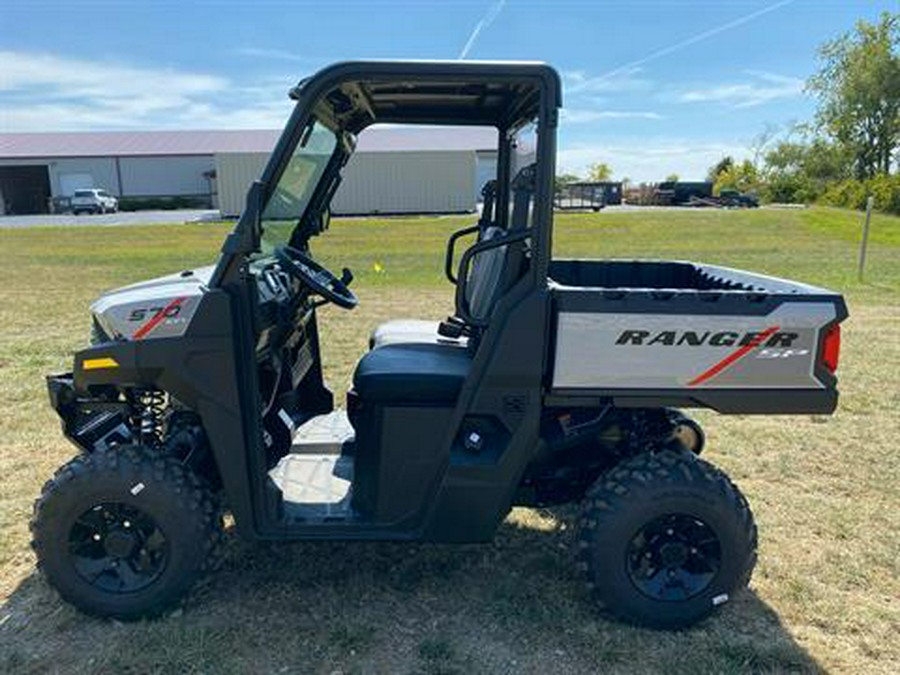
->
[764,173,820,204]
[819,176,900,215]
[118,196,212,211]
[868,174,900,215]
[819,179,870,210]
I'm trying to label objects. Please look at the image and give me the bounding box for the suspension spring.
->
[132,389,167,446]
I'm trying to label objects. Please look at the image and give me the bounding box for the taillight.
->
[821,324,841,373]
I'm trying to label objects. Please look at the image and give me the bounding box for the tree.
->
[807,12,900,178]
[707,156,734,182]
[714,159,761,196]
[750,123,781,169]
[587,162,612,181]
[555,173,581,192]
[765,138,850,183]
[761,137,853,204]
[664,173,680,183]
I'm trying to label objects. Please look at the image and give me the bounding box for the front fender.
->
[52,290,262,539]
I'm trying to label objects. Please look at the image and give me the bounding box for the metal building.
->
[0,128,496,216]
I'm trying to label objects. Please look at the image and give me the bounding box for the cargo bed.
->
[547,260,848,414]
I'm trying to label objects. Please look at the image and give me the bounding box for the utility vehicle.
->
[34,61,847,629]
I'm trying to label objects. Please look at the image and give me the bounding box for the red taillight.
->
[821,324,841,373]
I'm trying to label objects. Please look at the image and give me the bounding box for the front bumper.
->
[47,373,132,452]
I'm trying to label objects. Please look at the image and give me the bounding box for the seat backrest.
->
[464,226,507,321]
[461,165,535,323]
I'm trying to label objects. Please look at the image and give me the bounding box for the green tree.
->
[765,139,850,184]
[554,173,581,192]
[664,173,680,183]
[707,156,734,182]
[807,12,900,178]
[714,160,761,196]
[587,162,612,181]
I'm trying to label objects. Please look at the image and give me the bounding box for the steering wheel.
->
[274,245,358,310]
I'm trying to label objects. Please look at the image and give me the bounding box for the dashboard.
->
[251,259,315,379]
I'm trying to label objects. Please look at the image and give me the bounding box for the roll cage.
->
[210,60,562,287]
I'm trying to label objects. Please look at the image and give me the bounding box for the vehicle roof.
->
[293,60,562,131]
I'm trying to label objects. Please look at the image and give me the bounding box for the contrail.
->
[459,0,507,59]
[571,0,795,90]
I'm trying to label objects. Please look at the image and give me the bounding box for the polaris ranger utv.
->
[34,61,847,629]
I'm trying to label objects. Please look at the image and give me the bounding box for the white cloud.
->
[562,67,653,95]
[558,137,749,182]
[677,70,803,108]
[0,50,294,131]
[234,47,324,65]
[0,50,225,99]
[562,109,663,123]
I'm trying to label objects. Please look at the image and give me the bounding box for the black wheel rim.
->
[626,513,721,602]
[68,502,168,594]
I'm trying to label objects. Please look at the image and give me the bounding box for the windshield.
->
[259,118,338,253]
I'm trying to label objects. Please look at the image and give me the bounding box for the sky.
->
[0,0,894,181]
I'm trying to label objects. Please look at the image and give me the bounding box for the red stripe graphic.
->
[132,297,186,340]
[688,325,780,387]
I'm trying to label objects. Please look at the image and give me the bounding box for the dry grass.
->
[1,208,898,674]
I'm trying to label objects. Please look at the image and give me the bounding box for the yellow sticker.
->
[83,357,119,370]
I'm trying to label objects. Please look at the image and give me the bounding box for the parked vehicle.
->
[34,61,847,629]
[554,182,608,211]
[71,188,118,215]
[718,187,759,208]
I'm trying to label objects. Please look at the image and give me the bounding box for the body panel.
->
[553,302,836,390]
[91,265,213,340]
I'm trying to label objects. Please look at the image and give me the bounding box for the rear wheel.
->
[577,449,756,629]
[31,446,223,620]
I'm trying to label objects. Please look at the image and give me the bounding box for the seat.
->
[352,342,472,404]
[369,318,467,349]
[369,171,533,349]
[369,225,507,349]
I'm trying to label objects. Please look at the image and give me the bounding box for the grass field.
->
[1,206,898,674]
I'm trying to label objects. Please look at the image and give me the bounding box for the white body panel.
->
[553,302,837,390]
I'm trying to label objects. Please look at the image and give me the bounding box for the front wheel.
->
[31,446,223,620]
[577,450,756,629]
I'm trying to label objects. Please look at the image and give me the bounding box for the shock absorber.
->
[132,389,167,446]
